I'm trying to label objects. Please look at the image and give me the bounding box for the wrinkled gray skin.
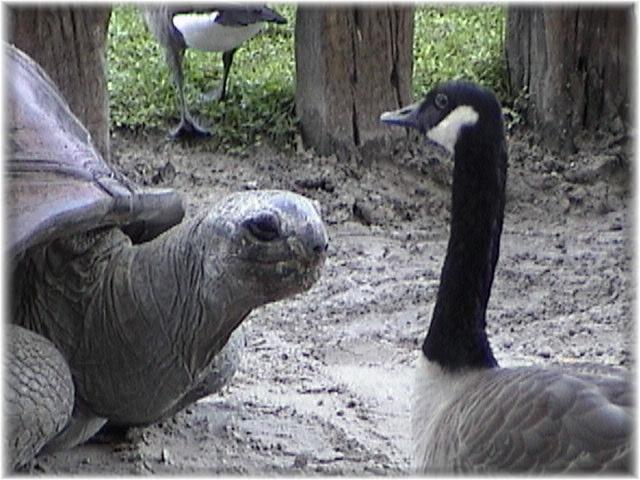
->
[8,190,328,470]
[6,326,74,470]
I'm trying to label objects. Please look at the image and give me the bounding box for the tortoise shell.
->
[6,43,184,263]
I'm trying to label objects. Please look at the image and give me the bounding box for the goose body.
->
[414,357,630,472]
[381,81,632,473]
[172,12,264,53]
[142,4,286,139]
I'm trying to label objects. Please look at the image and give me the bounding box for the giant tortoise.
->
[5,43,328,470]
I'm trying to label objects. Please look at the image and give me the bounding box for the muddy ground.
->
[29,127,632,474]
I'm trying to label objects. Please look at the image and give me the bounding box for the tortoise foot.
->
[89,423,131,444]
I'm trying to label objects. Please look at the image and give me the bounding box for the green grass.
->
[107,5,297,150]
[107,5,506,151]
[413,6,506,99]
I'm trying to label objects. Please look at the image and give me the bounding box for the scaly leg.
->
[166,46,211,139]
[202,48,237,103]
[6,326,77,470]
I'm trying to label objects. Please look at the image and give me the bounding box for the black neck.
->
[422,125,507,370]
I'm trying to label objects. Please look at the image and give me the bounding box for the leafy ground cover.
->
[107,5,505,150]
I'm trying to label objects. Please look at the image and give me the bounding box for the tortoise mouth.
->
[234,235,328,268]
[248,252,326,297]
[276,254,326,278]
[254,252,325,279]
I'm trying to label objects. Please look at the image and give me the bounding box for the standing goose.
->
[380,81,632,473]
[142,4,286,139]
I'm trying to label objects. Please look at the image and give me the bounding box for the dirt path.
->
[30,129,632,474]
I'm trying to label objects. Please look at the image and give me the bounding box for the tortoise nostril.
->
[314,243,329,254]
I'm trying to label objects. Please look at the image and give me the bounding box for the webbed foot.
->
[169,118,212,140]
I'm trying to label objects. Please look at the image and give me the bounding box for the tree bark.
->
[506,6,632,152]
[295,6,414,159]
[7,6,112,161]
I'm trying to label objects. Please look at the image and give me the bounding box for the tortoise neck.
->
[12,223,253,422]
[128,217,256,371]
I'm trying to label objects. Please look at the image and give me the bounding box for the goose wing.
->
[554,362,632,408]
[163,4,285,25]
[433,368,632,472]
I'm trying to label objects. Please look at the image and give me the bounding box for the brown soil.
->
[29,128,632,474]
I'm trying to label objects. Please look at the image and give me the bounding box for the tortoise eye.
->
[435,93,448,110]
[243,212,281,242]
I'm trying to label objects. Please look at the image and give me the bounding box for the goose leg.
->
[166,46,211,139]
[202,48,237,103]
[218,49,236,101]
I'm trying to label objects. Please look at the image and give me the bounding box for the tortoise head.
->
[198,190,328,305]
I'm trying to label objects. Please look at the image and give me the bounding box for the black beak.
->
[380,102,422,132]
[264,7,287,24]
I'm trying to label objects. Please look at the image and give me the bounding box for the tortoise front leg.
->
[165,326,244,418]
[5,325,75,470]
[39,397,107,456]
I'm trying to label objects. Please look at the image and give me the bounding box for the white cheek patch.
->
[173,13,264,52]
[426,105,479,153]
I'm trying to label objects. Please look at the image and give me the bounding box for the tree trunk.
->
[295,6,414,159]
[505,6,632,152]
[7,6,112,161]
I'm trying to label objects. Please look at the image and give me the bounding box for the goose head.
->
[380,81,503,154]
[381,81,507,372]
[381,81,631,473]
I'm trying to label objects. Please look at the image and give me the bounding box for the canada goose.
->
[142,4,286,139]
[380,81,632,473]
